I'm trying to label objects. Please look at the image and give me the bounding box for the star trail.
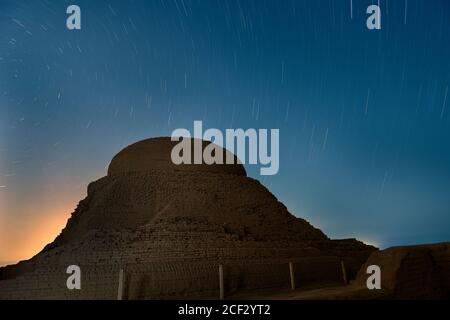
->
[1,0,450,264]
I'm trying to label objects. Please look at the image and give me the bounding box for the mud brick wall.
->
[0,256,347,299]
[122,257,345,299]
[355,243,450,299]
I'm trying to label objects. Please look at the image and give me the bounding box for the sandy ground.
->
[227,284,388,300]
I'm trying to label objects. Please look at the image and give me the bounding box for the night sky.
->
[1,0,450,264]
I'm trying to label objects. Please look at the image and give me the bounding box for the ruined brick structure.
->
[0,138,375,299]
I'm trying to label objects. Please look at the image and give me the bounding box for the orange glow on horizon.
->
[0,204,73,264]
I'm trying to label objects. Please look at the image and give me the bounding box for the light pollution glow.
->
[0,202,72,264]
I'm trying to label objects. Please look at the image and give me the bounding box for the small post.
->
[289,262,296,291]
[117,269,124,300]
[219,264,224,300]
[340,260,348,285]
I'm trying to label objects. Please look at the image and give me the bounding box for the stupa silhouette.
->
[0,138,375,299]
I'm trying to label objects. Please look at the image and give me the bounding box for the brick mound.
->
[108,137,247,177]
[256,242,449,300]
[351,242,450,299]
[0,138,375,299]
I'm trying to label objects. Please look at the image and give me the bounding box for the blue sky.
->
[1,0,450,261]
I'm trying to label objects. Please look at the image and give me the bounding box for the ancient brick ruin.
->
[0,138,375,299]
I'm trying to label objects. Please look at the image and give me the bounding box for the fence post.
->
[340,260,348,285]
[219,264,224,300]
[289,262,296,290]
[118,269,124,300]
